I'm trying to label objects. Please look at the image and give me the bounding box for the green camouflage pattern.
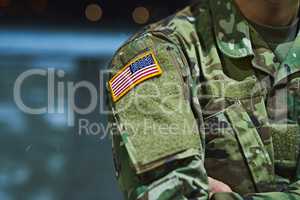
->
[107,0,300,199]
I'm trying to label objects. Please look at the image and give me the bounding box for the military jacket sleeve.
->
[107,31,210,200]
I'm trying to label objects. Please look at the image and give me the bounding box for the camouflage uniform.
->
[107,0,300,199]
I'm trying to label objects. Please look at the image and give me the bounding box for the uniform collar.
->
[274,34,300,85]
[209,0,254,58]
[209,0,300,85]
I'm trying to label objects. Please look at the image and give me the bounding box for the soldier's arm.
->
[108,32,210,200]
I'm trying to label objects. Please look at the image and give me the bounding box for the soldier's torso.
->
[110,0,300,197]
[143,0,300,195]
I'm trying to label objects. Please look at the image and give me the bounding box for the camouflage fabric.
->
[107,0,300,199]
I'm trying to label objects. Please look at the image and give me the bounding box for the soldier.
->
[107,0,300,199]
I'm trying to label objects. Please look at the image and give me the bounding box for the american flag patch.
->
[109,51,163,102]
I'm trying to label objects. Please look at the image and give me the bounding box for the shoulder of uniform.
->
[109,1,209,70]
[147,3,202,39]
[114,2,206,54]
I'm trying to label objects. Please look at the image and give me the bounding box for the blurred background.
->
[0,0,191,200]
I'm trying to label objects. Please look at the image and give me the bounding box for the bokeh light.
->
[85,3,103,22]
[0,0,10,8]
[132,6,150,25]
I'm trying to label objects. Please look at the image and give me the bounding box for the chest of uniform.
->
[201,70,300,194]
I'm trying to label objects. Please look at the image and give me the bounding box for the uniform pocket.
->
[204,102,275,194]
[264,123,300,179]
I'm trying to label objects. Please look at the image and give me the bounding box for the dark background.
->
[0,1,190,200]
[0,0,188,26]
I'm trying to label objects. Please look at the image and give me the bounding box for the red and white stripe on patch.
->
[109,51,163,102]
